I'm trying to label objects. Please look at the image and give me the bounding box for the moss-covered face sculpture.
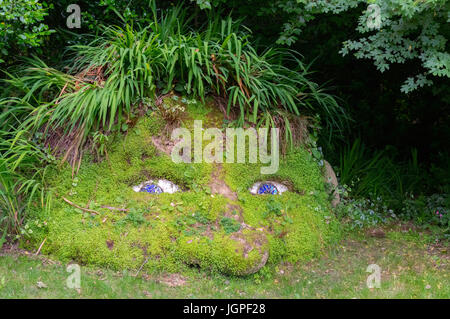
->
[27,98,340,276]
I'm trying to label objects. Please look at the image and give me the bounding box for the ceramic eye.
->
[249,181,288,195]
[133,179,180,194]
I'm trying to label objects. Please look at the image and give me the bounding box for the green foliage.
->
[116,208,147,227]
[91,131,109,160]
[19,108,339,276]
[221,137,341,264]
[305,0,449,92]
[0,128,54,242]
[2,23,163,165]
[191,0,218,10]
[66,24,162,130]
[152,12,344,133]
[1,229,448,298]
[79,0,154,27]
[189,0,449,213]
[338,0,449,93]
[156,97,186,125]
[335,195,396,229]
[219,217,240,234]
[0,0,53,64]
[401,194,449,238]
[0,0,446,282]
[336,139,449,235]
[7,6,333,128]
[194,0,449,93]
[338,139,425,198]
[262,198,283,218]
[2,6,344,170]
[224,146,325,195]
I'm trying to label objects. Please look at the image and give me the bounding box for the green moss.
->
[220,217,241,234]
[175,229,268,276]
[223,147,324,193]
[26,100,341,276]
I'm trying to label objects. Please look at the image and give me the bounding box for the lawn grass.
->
[0,228,448,299]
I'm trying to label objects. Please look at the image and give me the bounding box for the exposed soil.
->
[209,163,237,201]
[106,239,114,250]
[158,273,187,287]
[151,135,184,157]
[0,242,23,256]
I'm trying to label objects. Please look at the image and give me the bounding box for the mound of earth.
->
[25,96,340,276]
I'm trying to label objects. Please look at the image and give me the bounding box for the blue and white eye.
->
[133,179,179,194]
[140,184,163,194]
[249,181,288,195]
[257,183,279,195]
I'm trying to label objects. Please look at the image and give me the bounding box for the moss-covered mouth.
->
[23,97,341,276]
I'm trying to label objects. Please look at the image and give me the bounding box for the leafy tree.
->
[338,0,449,93]
[0,0,53,64]
[193,0,450,92]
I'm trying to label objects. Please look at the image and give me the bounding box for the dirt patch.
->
[151,135,185,157]
[209,164,237,201]
[106,239,114,250]
[0,241,61,266]
[0,242,26,256]
[158,273,187,287]
[365,228,386,238]
[399,221,418,232]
